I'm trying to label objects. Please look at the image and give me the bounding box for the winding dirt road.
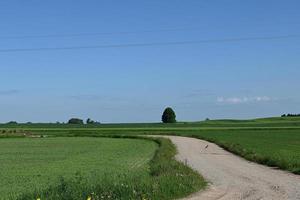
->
[163,136,300,200]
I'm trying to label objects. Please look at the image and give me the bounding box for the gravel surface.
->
[162,136,300,200]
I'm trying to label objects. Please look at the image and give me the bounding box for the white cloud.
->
[217,96,272,104]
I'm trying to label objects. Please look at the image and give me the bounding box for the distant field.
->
[0,137,157,199]
[1,116,300,129]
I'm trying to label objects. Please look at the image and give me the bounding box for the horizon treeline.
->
[281,114,300,117]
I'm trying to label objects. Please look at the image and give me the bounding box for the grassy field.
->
[0,136,205,200]
[0,137,156,199]
[3,116,298,174]
[0,116,299,199]
[45,127,298,175]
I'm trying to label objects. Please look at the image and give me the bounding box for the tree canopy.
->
[162,107,176,123]
[68,118,84,124]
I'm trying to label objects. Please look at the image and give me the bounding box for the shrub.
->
[86,118,95,124]
[68,118,84,125]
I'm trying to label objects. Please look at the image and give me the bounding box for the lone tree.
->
[162,107,176,123]
[68,118,84,124]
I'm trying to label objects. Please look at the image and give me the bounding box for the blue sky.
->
[0,0,300,123]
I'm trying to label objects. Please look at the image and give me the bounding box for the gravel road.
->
[162,136,300,200]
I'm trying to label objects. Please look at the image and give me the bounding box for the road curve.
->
[161,136,300,200]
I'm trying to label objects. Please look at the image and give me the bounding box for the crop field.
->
[0,136,205,200]
[0,137,157,199]
[0,116,299,199]
[8,116,298,175]
[67,127,299,175]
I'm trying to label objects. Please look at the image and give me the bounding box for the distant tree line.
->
[6,121,18,124]
[281,114,300,117]
[67,118,100,125]
[3,108,176,125]
[1,119,101,125]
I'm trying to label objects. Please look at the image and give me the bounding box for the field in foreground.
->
[0,136,205,200]
[0,137,156,198]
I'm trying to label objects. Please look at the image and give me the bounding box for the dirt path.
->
[162,136,300,200]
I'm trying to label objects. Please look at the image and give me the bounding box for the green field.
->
[2,116,300,130]
[0,137,157,199]
[10,116,298,175]
[0,136,205,200]
[48,127,298,175]
[1,116,299,199]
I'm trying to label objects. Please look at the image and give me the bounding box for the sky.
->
[0,0,300,123]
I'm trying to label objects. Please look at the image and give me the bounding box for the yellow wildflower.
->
[87,196,92,200]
